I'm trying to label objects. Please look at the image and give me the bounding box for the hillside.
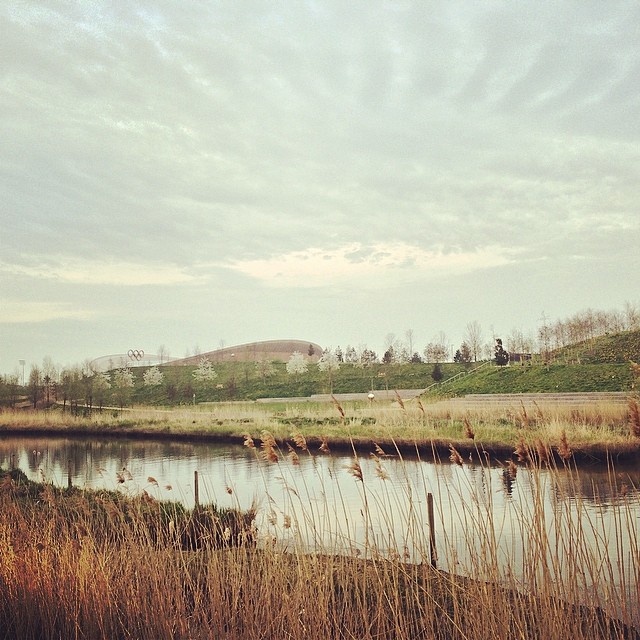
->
[429,329,640,398]
[432,362,634,397]
[557,329,640,364]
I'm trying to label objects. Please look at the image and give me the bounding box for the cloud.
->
[0,300,94,324]
[225,242,519,288]
[0,257,201,287]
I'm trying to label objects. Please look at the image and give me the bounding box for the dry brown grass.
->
[0,398,637,454]
[1,444,639,640]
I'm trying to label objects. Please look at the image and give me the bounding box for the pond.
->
[2,434,639,624]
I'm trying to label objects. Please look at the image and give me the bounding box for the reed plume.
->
[292,432,308,451]
[346,457,363,481]
[518,402,530,428]
[370,454,390,481]
[373,443,387,457]
[628,397,640,438]
[557,430,572,461]
[535,439,550,465]
[505,459,518,480]
[331,395,345,419]
[286,444,300,466]
[394,390,406,413]
[260,430,279,463]
[243,434,255,448]
[463,415,475,440]
[449,444,464,466]
[319,437,330,453]
[514,435,530,464]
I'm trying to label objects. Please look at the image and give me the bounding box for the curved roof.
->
[91,340,324,370]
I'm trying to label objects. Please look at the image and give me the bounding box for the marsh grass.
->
[2,429,640,639]
[0,399,640,457]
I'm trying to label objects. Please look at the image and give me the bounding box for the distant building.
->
[172,340,324,365]
[510,352,532,364]
[90,339,324,371]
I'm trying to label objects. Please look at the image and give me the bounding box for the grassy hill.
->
[131,361,457,405]
[552,329,640,364]
[100,329,640,405]
[432,362,633,397]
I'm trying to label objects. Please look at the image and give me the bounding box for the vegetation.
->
[3,324,640,409]
[1,447,639,639]
[433,362,634,397]
[2,393,640,463]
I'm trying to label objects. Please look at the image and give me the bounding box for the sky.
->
[1,1,639,375]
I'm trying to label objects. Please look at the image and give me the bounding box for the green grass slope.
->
[97,330,640,406]
[435,362,633,396]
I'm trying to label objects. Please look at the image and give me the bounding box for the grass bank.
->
[2,395,640,463]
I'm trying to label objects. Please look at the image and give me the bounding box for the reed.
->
[1,439,639,639]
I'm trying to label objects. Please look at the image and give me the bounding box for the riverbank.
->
[2,394,639,464]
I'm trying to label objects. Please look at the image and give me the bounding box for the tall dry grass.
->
[1,398,638,458]
[1,430,639,640]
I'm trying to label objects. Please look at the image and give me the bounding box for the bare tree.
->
[157,344,169,364]
[28,364,42,409]
[405,329,415,357]
[464,321,483,362]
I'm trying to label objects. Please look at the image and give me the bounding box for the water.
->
[2,434,639,623]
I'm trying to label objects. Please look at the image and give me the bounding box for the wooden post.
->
[67,460,72,488]
[194,470,199,508]
[427,492,437,568]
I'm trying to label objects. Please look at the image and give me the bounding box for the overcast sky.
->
[2,1,639,374]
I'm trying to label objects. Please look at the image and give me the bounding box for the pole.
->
[194,470,199,508]
[427,492,437,568]
[68,460,73,488]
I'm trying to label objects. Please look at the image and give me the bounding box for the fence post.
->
[67,460,72,488]
[194,470,199,508]
[427,492,437,568]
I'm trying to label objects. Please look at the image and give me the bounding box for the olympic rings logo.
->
[127,349,145,361]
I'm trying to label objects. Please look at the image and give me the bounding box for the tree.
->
[359,348,377,366]
[193,357,218,386]
[255,359,276,383]
[28,365,42,409]
[60,366,82,413]
[286,351,308,377]
[143,366,164,387]
[431,363,443,382]
[93,372,111,410]
[42,356,58,405]
[307,344,315,357]
[454,342,472,364]
[423,342,448,364]
[494,339,509,366]
[344,345,358,364]
[464,321,483,362]
[405,329,415,357]
[113,366,135,409]
[410,352,423,364]
[81,359,97,411]
[157,344,169,364]
[317,349,340,393]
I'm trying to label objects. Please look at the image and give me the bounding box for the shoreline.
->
[2,422,639,466]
